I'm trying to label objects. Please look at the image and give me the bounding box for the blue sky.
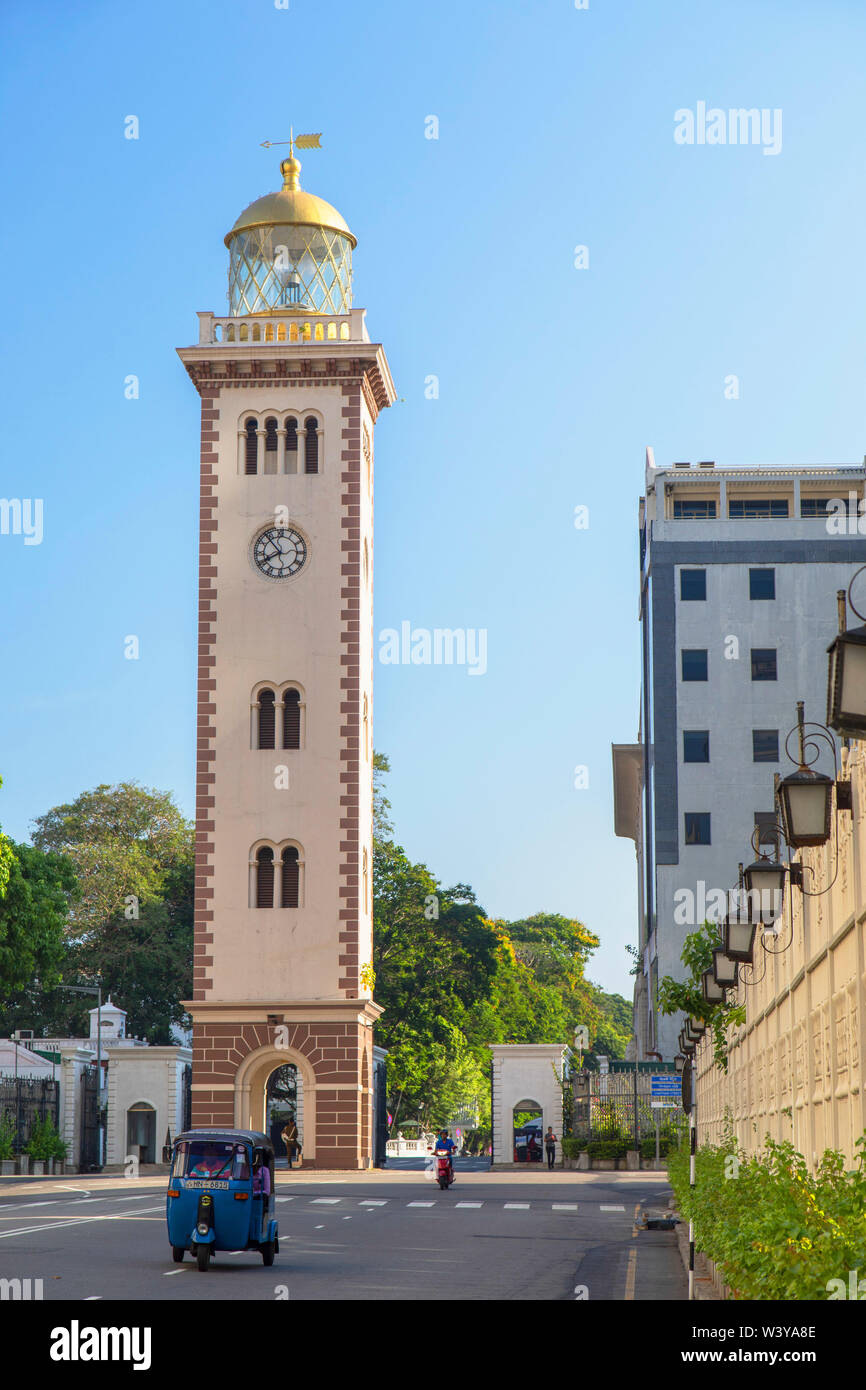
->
[1,0,864,998]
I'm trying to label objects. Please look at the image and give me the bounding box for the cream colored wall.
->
[696,743,866,1168]
[207,383,369,1004]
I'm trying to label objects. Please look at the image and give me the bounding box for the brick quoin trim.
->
[194,387,220,1001]
[339,382,363,997]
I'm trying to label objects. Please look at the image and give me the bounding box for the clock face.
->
[253,526,308,579]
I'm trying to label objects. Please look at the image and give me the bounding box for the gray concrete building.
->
[613,450,866,1058]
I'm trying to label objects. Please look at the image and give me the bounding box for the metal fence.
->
[0,1077,60,1154]
[572,1065,683,1147]
[79,1066,99,1171]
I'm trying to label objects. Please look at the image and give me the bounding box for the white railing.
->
[197,309,368,346]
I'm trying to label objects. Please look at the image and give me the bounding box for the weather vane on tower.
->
[260,128,323,156]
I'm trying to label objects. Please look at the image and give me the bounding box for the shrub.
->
[24,1116,67,1162]
[667,1132,866,1299]
[587,1137,629,1161]
[562,1136,585,1159]
[0,1114,17,1160]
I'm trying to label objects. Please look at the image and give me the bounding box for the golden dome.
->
[225,155,356,248]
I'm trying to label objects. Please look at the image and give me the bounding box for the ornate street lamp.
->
[724,913,757,963]
[701,969,725,1004]
[777,703,834,848]
[743,850,787,925]
[675,1053,686,1075]
[678,1028,694,1056]
[827,570,866,740]
[712,948,738,988]
[686,1017,706,1040]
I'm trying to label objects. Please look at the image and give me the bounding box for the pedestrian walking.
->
[281,1118,299,1169]
[545,1126,557,1169]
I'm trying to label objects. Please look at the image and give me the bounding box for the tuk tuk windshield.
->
[172,1141,251,1181]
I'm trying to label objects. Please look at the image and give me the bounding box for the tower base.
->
[185,999,381,1171]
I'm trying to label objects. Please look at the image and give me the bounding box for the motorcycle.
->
[433,1152,454,1190]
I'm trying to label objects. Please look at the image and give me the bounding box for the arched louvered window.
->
[285,417,298,471]
[304,417,319,474]
[281,847,300,908]
[245,418,258,474]
[258,689,276,749]
[256,848,275,908]
[264,417,278,470]
[282,689,301,749]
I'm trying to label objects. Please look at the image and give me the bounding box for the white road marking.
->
[552,1203,578,1210]
[359,1200,387,1206]
[163,1269,187,1276]
[0,1205,164,1240]
[314,1224,324,1229]
[600,1204,625,1211]
[311,1198,341,1205]
[83,1295,102,1300]
[276,1197,296,1203]
[504,1203,530,1209]
[407,1201,435,1208]
[456,1202,483,1208]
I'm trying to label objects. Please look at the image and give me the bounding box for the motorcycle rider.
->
[433,1128,457,1185]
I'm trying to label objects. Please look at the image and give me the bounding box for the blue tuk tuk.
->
[166,1128,279,1271]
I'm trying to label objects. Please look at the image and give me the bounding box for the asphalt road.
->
[0,1162,686,1301]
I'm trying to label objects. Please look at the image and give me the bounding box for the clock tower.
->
[178,147,395,1169]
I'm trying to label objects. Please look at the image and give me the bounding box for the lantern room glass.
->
[228,223,353,316]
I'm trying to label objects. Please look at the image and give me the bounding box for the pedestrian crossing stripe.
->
[359,1199,387,1205]
[599,1204,625,1211]
[407,1201,435,1207]
[552,1203,578,1210]
[504,1203,530,1209]
[311,1198,342,1204]
[455,1202,482,1208]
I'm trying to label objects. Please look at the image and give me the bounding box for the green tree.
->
[0,842,76,999]
[31,782,192,936]
[0,775,17,900]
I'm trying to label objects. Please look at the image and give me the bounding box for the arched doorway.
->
[126,1101,156,1164]
[233,1043,317,1164]
[512,1098,543,1163]
[266,1063,297,1157]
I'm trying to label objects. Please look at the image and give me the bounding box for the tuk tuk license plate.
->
[183,1180,230,1190]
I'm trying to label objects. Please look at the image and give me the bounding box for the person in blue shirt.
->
[433,1129,457,1183]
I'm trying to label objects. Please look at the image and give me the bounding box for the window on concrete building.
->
[754,812,779,853]
[749,568,775,600]
[282,689,301,749]
[244,417,258,474]
[800,497,835,518]
[752,729,779,762]
[258,689,276,749]
[304,417,319,474]
[683,730,710,762]
[728,498,789,518]
[684,813,711,845]
[681,649,708,681]
[751,648,777,681]
[256,847,275,907]
[281,847,300,908]
[680,569,707,600]
[673,499,716,519]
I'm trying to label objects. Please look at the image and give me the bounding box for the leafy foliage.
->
[0,842,76,997]
[657,919,745,1070]
[668,1131,866,1298]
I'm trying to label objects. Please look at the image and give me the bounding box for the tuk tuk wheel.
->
[195,1244,211,1272]
[171,1246,185,1263]
[260,1241,275,1267]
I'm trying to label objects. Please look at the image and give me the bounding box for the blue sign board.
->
[651,1074,682,1097]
